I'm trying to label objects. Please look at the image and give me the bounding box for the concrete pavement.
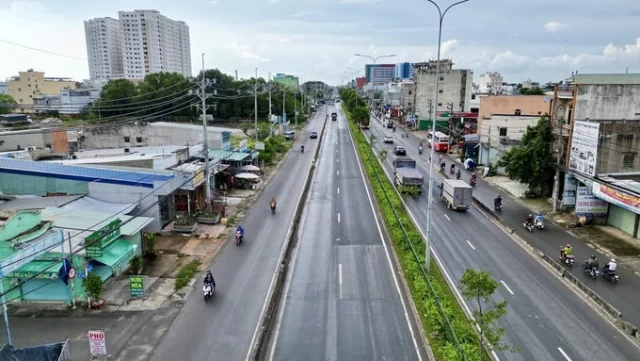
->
[366,116,640,360]
[394,119,640,328]
[142,108,327,361]
[265,107,427,361]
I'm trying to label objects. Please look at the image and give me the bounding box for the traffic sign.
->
[68,267,76,279]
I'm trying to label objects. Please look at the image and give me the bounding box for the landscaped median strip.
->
[342,108,487,361]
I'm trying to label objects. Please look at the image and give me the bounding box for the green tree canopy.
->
[93,79,138,116]
[0,94,17,114]
[351,106,370,125]
[497,115,555,196]
[519,88,545,95]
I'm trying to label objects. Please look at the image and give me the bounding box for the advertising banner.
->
[575,186,608,217]
[568,121,600,176]
[88,330,107,356]
[592,182,640,215]
[562,174,578,206]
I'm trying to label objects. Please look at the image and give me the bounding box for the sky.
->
[1,0,639,86]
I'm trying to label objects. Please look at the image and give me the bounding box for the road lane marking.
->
[444,214,451,221]
[338,263,343,299]
[466,240,476,250]
[336,158,339,163]
[337,170,339,175]
[557,347,572,361]
[337,187,340,194]
[501,280,515,295]
[346,119,424,361]
[337,212,341,223]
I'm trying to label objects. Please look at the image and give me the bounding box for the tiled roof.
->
[0,158,173,188]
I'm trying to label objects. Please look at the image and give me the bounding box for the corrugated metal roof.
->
[0,158,173,188]
[41,208,152,236]
[0,195,83,210]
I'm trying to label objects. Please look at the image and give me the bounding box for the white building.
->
[118,9,192,80]
[0,82,8,95]
[33,89,101,114]
[84,17,125,81]
[414,59,473,117]
[476,71,503,94]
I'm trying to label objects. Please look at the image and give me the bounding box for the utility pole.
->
[195,53,213,209]
[551,87,562,212]
[295,87,298,127]
[255,67,258,142]
[282,88,286,124]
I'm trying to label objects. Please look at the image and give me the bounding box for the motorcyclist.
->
[603,258,617,275]
[535,213,544,224]
[560,244,572,259]
[470,173,477,184]
[204,270,216,289]
[494,195,502,208]
[419,144,423,153]
[450,164,455,174]
[585,255,599,271]
[456,168,461,179]
[301,145,305,153]
[270,197,277,210]
[236,225,245,237]
[440,162,446,172]
[525,214,534,226]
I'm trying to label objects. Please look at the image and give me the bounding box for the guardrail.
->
[441,169,640,344]
[247,110,329,360]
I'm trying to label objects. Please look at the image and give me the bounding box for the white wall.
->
[479,115,540,144]
[575,84,640,121]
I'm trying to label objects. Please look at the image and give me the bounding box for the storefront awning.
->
[91,240,135,269]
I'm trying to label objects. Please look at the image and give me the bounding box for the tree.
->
[459,269,511,358]
[497,115,555,196]
[93,79,138,116]
[0,94,17,114]
[351,106,370,124]
[137,72,196,117]
[520,88,545,95]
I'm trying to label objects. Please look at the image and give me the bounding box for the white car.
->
[383,136,393,144]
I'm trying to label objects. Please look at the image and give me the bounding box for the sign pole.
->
[0,281,12,345]
[67,232,76,309]
[61,237,72,307]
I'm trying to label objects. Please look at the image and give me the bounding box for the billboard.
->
[592,182,640,215]
[575,186,608,217]
[568,121,600,177]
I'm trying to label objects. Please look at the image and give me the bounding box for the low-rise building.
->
[414,59,473,119]
[477,95,550,165]
[551,73,640,239]
[6,70,77,113]
[0,82,7,95]
[476,71,504,95]
[33,89,100,114]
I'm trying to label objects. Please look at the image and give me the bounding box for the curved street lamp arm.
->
[443,0,471,18]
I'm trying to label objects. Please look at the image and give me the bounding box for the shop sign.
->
[0,229,64,277]
[88,330,107,356]
[575,186,608,217]
[9,271,58,279]
[130,275,145,298]
[568,121,600,177]
[255,142,265,150]
[592,182,640,215]
[85,219,122,258]
[562,174,578,206]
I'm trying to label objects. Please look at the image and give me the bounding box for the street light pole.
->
[424,0,471,271]
[255,67,258,142]
[353,54,396,111]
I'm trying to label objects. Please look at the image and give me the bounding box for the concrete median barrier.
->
[247,112,329,361]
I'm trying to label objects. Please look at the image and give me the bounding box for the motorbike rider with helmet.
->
[236,224,245,239]
[494,195,502,209]
[270,197,277,212]
[560,244,573,259]
[535,213,544,224]
[525,214,534,226]
[204,270,216,290]
[585,255,599,272]
[603,258,617,275]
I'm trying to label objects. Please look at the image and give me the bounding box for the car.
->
[394,146,407,155]
[383,136,393,144]
[283,130,295,140]
[386,121,394,129]
[331,112,337,121]
[310,131,318,139]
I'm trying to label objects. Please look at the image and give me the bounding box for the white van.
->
[283,130,295,140]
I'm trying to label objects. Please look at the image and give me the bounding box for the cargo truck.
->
[440,179,473,210]
[393,157,424,195]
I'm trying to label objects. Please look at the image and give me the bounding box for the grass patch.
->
[174,260,202,291]
[342,104,487,361]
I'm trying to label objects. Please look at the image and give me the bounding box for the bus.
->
[427,131,450,152]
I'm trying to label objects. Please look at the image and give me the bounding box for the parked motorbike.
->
[560,255,575,267]
[523,221,534,233]
[236,231,244,246]
[203,283,214,302]
[582,262,599,279]
[601,268,620,284]
[534,219,545,230]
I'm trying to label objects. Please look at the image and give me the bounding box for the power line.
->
[0,38,86,61]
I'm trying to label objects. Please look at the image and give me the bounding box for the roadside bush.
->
[175,259,202,290]
[341,101,486,361]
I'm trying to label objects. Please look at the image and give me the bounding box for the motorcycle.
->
[203,283,214,302]
[419,146,423,155]
[494,202,502,212]
[301,146,305,154]
[470,175,477,187]
[601,268,620,284]
[236,231,244,246]
[270,203,276,214]
[534,219,545,230]
[456,170,461,180]
[582,262,599,279]
[523,221,534,233]
[560,255,575,267]
[450,166,455,175]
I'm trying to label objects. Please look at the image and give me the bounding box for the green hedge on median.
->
[342,106,485,361]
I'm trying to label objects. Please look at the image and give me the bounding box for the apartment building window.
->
[136,137,143,143]
[622,152,636,169]
[515,109,521,116]
[499,127,507,137]
[439,89,443,93]
[439,76,444,81]
[124,136,131,142]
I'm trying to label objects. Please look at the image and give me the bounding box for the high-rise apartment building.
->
[395,62,415,80]
[365,64,396,85]
[84,17,125,81]
[84,10,192,81]
[118,10,191,79]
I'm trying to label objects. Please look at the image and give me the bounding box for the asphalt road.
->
[265,108,426,361]
[365,116,640,361]
[147,108,327,361]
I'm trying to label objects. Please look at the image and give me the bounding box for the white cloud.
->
[267,0,281,3]
[240,51,270,62]
[209,0,219,4]
[227,40,249,50]
[292,34,305,40]
[441,39,459,55]
[279,38,291,42]
[544,22,567,32]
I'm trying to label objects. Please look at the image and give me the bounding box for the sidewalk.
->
[389,118,640,327]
